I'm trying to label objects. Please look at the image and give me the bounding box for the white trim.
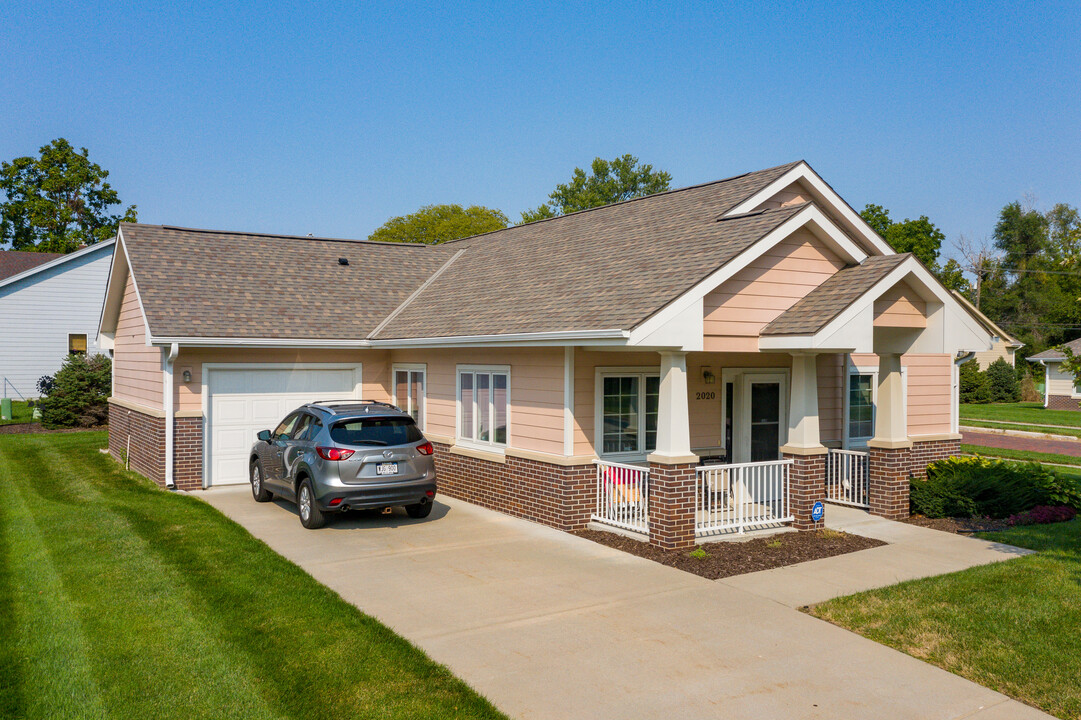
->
[199,362,364,489]
[391,363,427,431]
[147,328,630,349]
[163,342,179,489]
[0,237,115,292]
[563,347,574,456]
[738,372,789,463]
[723,162,895,256]
[593,365,661,462]
[627,204,867,350]
[843,358,876,448]
[455,364,511,452]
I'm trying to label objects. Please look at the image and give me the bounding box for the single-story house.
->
[1028,338,1081,410]
[98,161,994,548]
[0,241,115,398]
[951,291,1023,368]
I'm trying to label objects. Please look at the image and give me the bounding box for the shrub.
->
[38,353,111,429]
[1020,373,1041,403]
[985,358,1021,403]
[959,360,990,404]
[1006,505,1077,526]
[912,456,1081,518]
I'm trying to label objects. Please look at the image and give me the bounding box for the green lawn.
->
[0,400,32,425]
[0,431,506,720]
[811,519,1081,720]
[961,443,1081,468]
[960,402,1081,429]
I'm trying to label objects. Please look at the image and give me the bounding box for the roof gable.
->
[0,250,64,281]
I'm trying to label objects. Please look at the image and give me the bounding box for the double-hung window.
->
[393,364,426,429]
[458,366,509,448]
[598,371,659,457]
[847,373,875,443]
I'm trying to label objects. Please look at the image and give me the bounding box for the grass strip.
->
[0,431,505,720]
[959,402,1081,429]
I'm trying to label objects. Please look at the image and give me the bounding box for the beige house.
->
[951,291,1023,368]
[1029,338,1081,411]
[98,161,994,548]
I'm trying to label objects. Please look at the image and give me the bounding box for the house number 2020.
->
[695,391,716,400]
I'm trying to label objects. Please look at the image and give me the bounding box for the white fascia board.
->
[0,236,116,292]
[97,229,129,341]
[627,204,865,350]
[111,232,155,346]
[725,163,895,257]
[149,328,631,349]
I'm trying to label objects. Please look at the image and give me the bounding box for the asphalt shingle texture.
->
[760,253,911,336]
[0,250,65,281]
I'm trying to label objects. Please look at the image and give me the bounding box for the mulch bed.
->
[574,528,886,580]
[0,423,107,435]
[903,515,1010,534]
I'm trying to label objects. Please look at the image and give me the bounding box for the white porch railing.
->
[592,459,650,534]
[826,449,870,508]
[695,459,794,536]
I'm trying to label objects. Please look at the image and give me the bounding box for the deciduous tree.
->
[367,204,508,244]
[521,154,671,224]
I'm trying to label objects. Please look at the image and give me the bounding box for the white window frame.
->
[456,364,511,451]
[392,363,427,430]
[843,356,907,448]
[594,366,660,461]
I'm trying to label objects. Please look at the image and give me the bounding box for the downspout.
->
[953,351,975,435]
[1039,359,1049,409]
[164,342,179,489]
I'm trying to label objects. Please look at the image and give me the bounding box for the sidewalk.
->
[721,504,1033,607]
[201,488,1049,719]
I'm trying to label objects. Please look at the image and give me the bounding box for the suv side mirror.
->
[256,429,272,442]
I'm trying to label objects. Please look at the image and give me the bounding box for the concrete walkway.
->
[201,488,1050,720]
[722,504,1034,607]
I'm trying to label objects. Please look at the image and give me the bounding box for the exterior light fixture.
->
[702,368,716,385]
[182,369,192,383]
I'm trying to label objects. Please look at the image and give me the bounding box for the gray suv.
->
[249,400,438,529]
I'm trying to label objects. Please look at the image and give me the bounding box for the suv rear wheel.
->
[250,461,272,502]
[297,478,326,529]
[406,502,432,519]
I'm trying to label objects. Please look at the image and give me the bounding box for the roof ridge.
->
[443,160,805,245]
[129,223,436,249]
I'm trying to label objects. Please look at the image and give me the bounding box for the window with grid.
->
[458,368,509,448]
[600,373,659,456]
[394,366,426,429]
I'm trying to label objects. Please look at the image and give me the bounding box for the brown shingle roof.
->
[760,254,911,336]
[122,225,456,339]
[0,250,65,281]
[122,161,808,340]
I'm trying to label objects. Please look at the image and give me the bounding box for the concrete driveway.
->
[201,488,1050,720]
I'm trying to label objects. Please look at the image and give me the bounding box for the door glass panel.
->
[493,373,507,445]
[644,376,659,451]
[750,382,780,461]
[395,371,409,413]
[477,373,491,442]
[460,373,474,440]
[410,371,424,427]
[848,374,874,439]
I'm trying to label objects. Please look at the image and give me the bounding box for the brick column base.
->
[648,462,697,550]
[783,451,826,530]
[868,444,912,520]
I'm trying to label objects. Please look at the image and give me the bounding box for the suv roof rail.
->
[306,399,403,415]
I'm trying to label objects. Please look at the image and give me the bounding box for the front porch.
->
[588,349,960,549]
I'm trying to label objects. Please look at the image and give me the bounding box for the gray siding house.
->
[0,240,115,398]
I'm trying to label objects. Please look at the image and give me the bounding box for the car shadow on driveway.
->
[268,497,452,530]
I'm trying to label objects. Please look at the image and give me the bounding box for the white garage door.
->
[207,366,360,487]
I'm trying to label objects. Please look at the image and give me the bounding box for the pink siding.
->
[850,353,953,437]
[873,280,927,328]
[392,347,565,456]
[113,273,162,408]
[703,229,847,352]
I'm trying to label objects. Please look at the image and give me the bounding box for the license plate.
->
[376,462,398,476]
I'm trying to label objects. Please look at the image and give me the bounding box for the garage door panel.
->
[207,367,358,487]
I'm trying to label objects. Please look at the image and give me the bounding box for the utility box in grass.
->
[1,398,11,421]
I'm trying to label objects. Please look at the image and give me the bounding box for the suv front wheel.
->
[297,478,326,529]
[250,461,272,503]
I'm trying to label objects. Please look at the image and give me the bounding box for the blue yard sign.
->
[811,501,825,523]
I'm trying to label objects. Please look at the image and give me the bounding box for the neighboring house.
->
[950,291,1023,368]
[0,241,115,398]
[1028,338,1081,411]
[98,161,994,548]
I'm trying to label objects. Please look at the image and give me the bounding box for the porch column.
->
[648,351,697,550]
[867,353,912,519]
[780,353,827,530]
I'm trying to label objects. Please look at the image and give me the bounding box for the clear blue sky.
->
[3,1,1078,264]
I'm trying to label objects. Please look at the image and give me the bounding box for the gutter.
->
[1039,359,1049,409]
[163,342,178,490]
[148,328,631,349]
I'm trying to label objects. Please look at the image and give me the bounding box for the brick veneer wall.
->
[909,438,960,478]
[108,403,205,491]
[1047,395,1081,411]
[109,403,165,483]
[648,462,696,550]
[431,442,595,531]
[868,445,912,520]
[783,452,826,530]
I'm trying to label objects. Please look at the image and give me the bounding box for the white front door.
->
[732,372,787,464]
[206,366,360,487]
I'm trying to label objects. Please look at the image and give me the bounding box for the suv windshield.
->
[330,417,424,446]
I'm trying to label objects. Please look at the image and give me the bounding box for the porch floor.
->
[719,504,1034,607]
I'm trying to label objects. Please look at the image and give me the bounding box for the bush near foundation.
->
[37,353,111,429]
[911,456,1081,518]
[958,359,991,403]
